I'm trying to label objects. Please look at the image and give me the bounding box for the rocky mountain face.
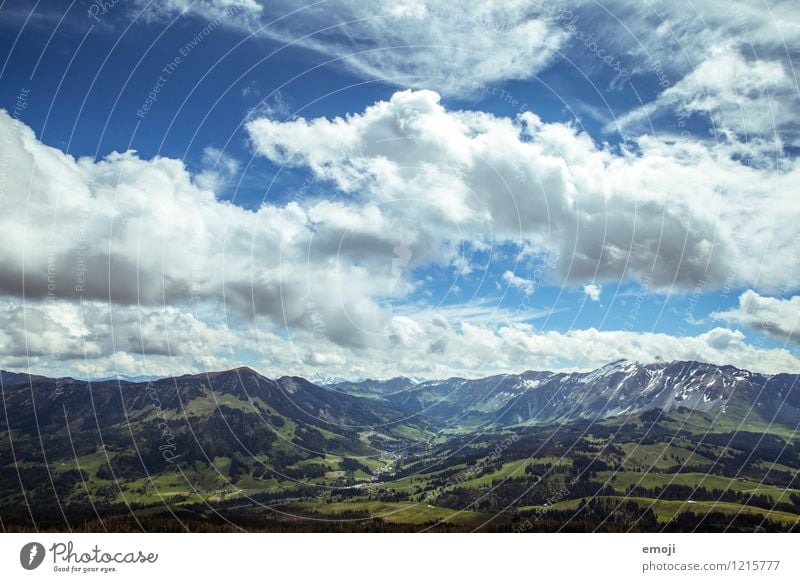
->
[2,360,798,518]
[331,360,800,429]
[0,361,800,448]
[0,368,423,496]
[2,361,798,442]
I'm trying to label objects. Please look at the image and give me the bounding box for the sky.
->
[0,0,799,381]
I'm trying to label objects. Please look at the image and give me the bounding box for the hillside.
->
[1,361,798,532]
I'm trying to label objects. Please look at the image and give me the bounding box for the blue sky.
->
[1,0,799,380]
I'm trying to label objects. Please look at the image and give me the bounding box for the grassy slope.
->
[285,500,489,526]
[532,495,800,525]
[594,471,800,503]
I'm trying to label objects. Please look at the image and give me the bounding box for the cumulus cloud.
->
[583,283,601,301]
[502,271,535,295]
[714,290,800,345]
[4,296,798,380]
[486,325,800,376]
[246,89,800,292]
[3,86,800,378]
[9,302,229,356]
[0,110,412,348]
[194,146,241,191]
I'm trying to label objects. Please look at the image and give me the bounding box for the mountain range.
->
[2,360,799,532]
[3,360,799,438]
[328,360,800,429]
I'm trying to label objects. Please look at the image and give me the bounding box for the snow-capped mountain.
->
[353,360,800,428]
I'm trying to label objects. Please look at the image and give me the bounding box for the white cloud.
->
[137,0,263,23]
[135,0,566,97]
[194,146,241,191]
[714,290,800,345]
[560,0,800,147]
[489,325,800,376]
[613,44,799,144]
[503,270,534,295]
[246,89,800,293]
[601,0,800,70]
[4,83,800,378]
[5,296,798,380]
[0,110,407,348]
[0,298,245,378]
[583,283,601,301]
[134,1,800,148]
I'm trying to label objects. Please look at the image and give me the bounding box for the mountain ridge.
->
[3,359,799,430]
[2,359,799,532]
